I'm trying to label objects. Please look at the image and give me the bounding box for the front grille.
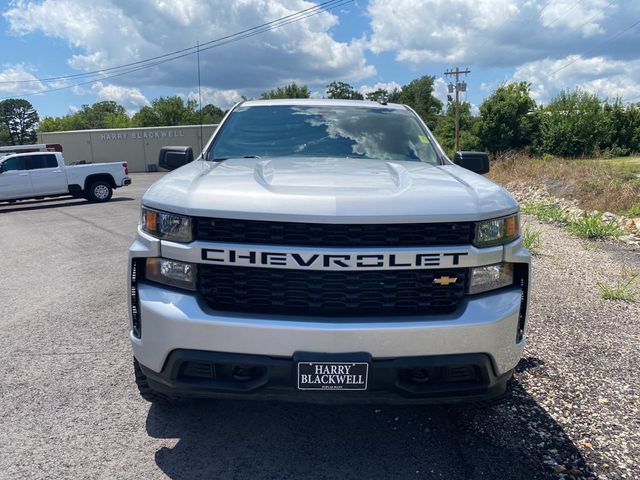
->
[194,218,474,247]
[198,265,467,317]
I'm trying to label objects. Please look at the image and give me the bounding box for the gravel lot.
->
[0,173,638,480]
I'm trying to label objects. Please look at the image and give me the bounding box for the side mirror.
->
[453,151,490,175]
[158,146,194,171]
[0,164,4,174]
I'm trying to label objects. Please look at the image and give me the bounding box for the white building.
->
[38,124,218,173]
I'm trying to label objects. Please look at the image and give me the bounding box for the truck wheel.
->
[87,181,113,202]
[133,357,172,404]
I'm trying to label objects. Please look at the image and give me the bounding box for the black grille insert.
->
[195,218,474,247]
[198,265,467,317]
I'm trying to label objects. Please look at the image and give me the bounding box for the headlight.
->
[141,207,193,243]
[474,214,520,247]
[468,263,514,295]
[146,258,197,291]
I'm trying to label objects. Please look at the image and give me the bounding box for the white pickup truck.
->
[0,151,131,203]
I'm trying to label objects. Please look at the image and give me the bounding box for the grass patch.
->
[625,202,640,217]
[521,224,542,255]
[597,269,639,302]
[567,213,625,239]
[521,203,566,223]
[489,154,640,215]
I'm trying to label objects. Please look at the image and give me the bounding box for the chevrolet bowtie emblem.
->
[433,276,458,286]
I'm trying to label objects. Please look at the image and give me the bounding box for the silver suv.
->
[128,99,530,404]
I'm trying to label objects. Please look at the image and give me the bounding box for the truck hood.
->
[142,157,518,222]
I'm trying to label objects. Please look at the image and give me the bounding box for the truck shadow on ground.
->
[145,377,593,480]
[0,196,134,213]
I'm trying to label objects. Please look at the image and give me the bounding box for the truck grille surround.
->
[198,265,467,317]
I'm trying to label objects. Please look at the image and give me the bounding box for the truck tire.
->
[133,357,173,404]
[87,181,113,202]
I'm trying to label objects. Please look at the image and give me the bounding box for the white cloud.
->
[91,81,149,112]
[366,0,638,68]
[182,87,243,109]
[511,55,640,104]
[0,64,45,94]
[433,77,449,105]
[539,0,612,36]
[4,0,375,95]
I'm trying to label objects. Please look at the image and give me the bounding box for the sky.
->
[1,0,640,118]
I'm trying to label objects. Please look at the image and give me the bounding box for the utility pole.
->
[444,67,471,152]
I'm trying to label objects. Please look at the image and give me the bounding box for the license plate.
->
[297,361,369,391]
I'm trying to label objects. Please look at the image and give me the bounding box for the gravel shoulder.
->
[455,217,640,480]
[0,177,638,479]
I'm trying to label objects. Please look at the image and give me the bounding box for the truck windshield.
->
[210,105,441,164]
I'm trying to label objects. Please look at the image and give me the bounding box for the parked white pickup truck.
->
[0,151,131,203]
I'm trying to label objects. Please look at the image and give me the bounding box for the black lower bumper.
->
[139,350,513,404]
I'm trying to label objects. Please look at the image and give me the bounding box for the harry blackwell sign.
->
[100,129,185,141]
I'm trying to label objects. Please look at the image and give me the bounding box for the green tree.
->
[37,116,66,133]
[475,82,538,154]
[602,99,640,155]
[131,96,199,126]
[540,89,608,157]
[131,106,159,127]
[260,82,310,99]
[326,81,364,100]
[80,101,127,129]
[398,76,443,129]
[627,103,640,153]
[0,123,10,144]
[433,102,479,155]
[0,98,39,144]
[37,101,131,132]
[200,104,225,124]
[365,88,402,103]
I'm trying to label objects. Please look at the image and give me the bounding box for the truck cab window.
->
[28,155,58,170]
[1,157,28,171]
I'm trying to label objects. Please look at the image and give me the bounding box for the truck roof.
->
[1,151,57,159]
[241,98,407,109]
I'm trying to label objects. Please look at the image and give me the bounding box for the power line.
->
[570,0,617,34]
[531,16,640,84]
[0,0,350,86]
[541,0,582,29]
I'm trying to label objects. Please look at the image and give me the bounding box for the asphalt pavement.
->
[0,173,637,480]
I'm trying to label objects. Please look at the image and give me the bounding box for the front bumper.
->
[129,230,530,402]
[138,350,514,404]
[132,282,525,376]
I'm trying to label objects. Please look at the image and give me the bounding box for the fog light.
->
[469,263,514,294]
[146,258,197,291]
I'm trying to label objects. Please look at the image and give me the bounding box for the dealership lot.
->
[1,173,638,479]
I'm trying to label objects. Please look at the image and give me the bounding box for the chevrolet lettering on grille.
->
[201,247,470,271]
